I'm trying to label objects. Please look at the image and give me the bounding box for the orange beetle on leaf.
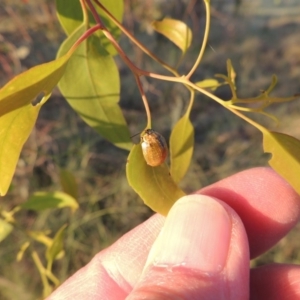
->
[141,129,168,167]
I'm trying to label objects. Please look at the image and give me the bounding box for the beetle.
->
[140,129,168,167]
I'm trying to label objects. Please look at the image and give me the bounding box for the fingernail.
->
[146,195,232,274]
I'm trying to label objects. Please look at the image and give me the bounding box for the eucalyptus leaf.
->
[263,131,300,195]
[0,219,13,243]
[57,25,132,151]
[126,144,185,216]
[170,115,194,183]
[59,169,78,200]
[56,0,123,55]
[16,241,30,262]
[21,191,79,212]
[46,224,67,263]
[0,53,72,196]
[195,79,221,91]
[152,18,192,53]
[226,59,236,87]
[27,230,52,247]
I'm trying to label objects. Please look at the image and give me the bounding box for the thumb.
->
[127,195,249,300]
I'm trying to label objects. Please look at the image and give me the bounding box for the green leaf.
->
[56,0,83,35]
[152,18,192,53]
[57,25,132,151]
[27,230,52,246]
[31,251,53,298]
[0,219,13,242]
[21,191,79,212]
[59,169,78,200]
[263,131,300,195]
[126,144,185,216]
[46,224,67,263]
[226,59,236,89]
[195,79,221,91]
[170,115,194,183]
[0,53,72,196]
[56,0,123,55]
[16,241,30,261]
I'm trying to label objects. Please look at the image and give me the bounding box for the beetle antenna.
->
[130,131,142,138]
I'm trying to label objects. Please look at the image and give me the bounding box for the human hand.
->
[47,167,300,300]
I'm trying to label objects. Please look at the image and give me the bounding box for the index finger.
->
[47,167,300,299]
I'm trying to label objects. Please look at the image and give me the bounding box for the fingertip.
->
[130,194,249,299]
[146,195,232,273]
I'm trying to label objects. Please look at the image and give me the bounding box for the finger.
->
[250,264,300,300]
[48,167,300,299]
[46,214,165,300]
[199,167,300,258]
[127,195,249,300]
